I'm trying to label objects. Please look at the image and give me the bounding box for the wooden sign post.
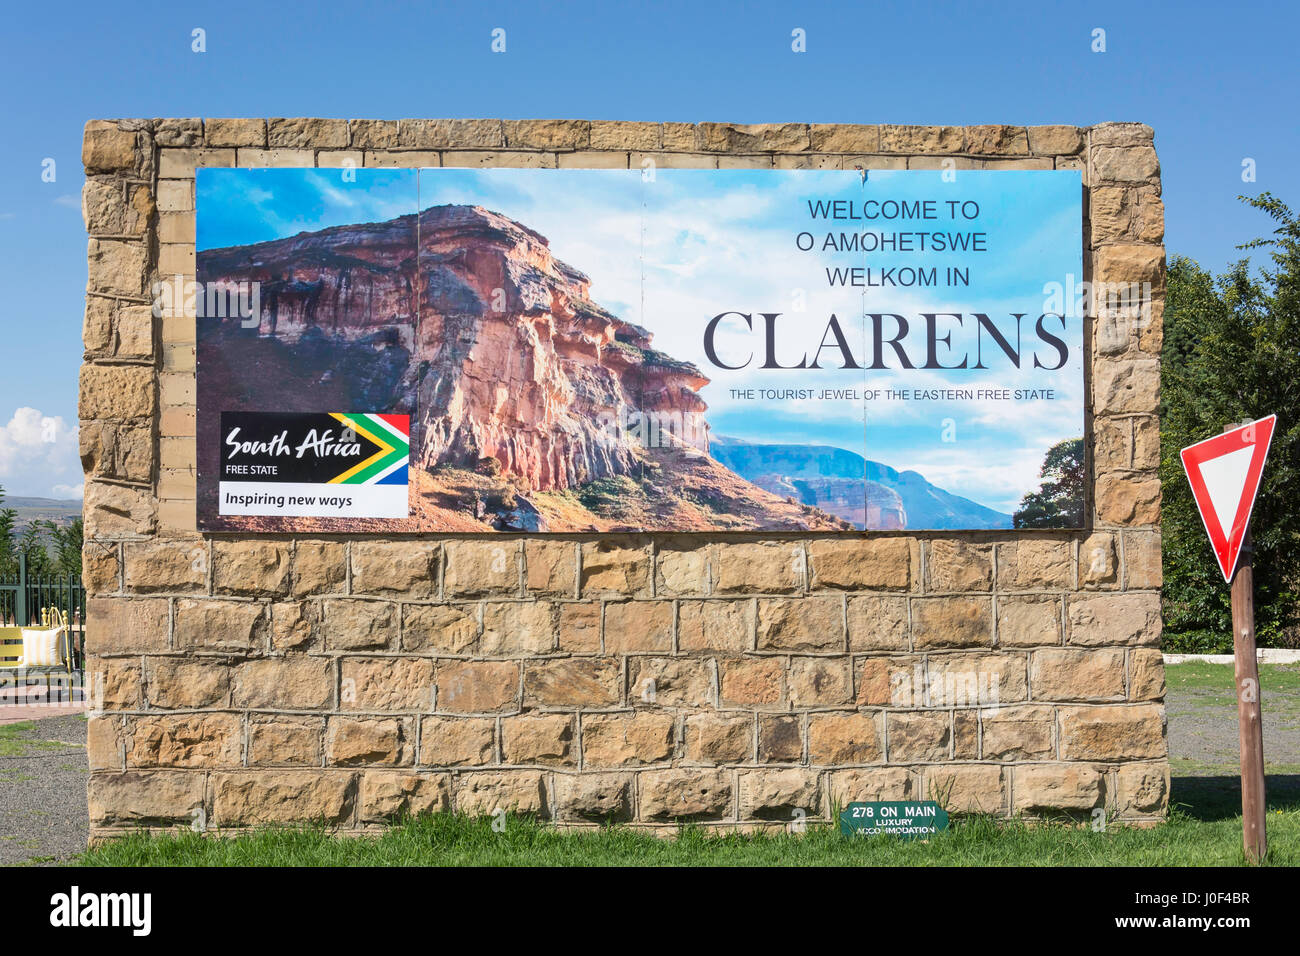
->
[1180,415,1275,864]
[1230,527,1267,863]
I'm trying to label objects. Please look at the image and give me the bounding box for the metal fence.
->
[0,554,86,670]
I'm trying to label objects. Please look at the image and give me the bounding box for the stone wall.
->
[80,119,1167,838]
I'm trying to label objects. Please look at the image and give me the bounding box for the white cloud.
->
[54,194,81,209]
[0,407,82,499]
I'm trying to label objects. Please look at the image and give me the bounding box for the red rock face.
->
[414,204,709,491]
[197,202,842,532]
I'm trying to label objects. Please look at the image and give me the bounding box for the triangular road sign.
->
[1180,414,1276,583]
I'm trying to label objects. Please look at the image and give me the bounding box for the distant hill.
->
[3,497,83,532]
[710,436,1012,530]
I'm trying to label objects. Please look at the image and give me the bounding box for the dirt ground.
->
[0,663,1296,865]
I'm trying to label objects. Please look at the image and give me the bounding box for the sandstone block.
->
[1116,762,1169,814]
[270,600,320,652]
[927,652,1027,705]
[580,541,650,596]
[340,657,436,712]
[628,657,714,707]
[847,595,910,650]
[86,235,147,292]
[554,772,632,821]
[997,540,1073,590]
[233,656,333,710]
[1092,145,1159,181]
[436,660,518,714]
[655,542,711,595]
[980,705,1055,760]
[398,118,504,149]
[418,716,495,767]
[173,599,264,653]
[556,602,601,653]
[204,118,266,147]
[1013,764,1105,812]
[715,541,803,593]
[502,714,575,766]
[911,596,992,648]
[454,771,547,817]
[603,600,672,653]
[787,657,853,707]
[1067,593,1160,646]
[827,767,915,807]
[347,119,399,149]
[287,540,345,597]
[589,120,660,150]
[123,539,206,593]
[809,124,879,152]
[678,599,752,652]
[88,597,169,655]
[808,538,912,590]
[350,541,438,598]
[1059,704,1166,760]
[360,771,450,822]
[1123,530,1162,589]
[84,656,141,710]
[326,716,409,766]
[856,656,918,707]
[1028,125,1084,155]
[89,771,203,827]
[758,714,803,763]
[922,764,1005,814]
[80,363,155,420]
[997,596,1062,647]
[402,603,478,654]
[808,712,882,765]
[1031,647,1125,701]
[145,658,230,709]
[444,541,520,596]
[966,125,1029,155]
[925,540,992,592]
[82,122,137,172]
[213,540,290,596]
[1079,533,1118,588]
[268,117,349,148]
[887,712,951,762]
[639,768,731,819]
[504,118,591,149]
[127,712,241,768]
[581,712,674,767]
[878,125,964,152]
[1128,648,1166,700]
[480,601,556,655]
[524,540,575,595]
[738,768,820,819]
[756,597,844,651]
[523,658,620,708]
[248,717,323,767]
[695,122,809,152]
[1095,473,1161,525]
[323,599,397,651]
[719,657,785,708]
[85,481,158,538]
[685,714,752,764]
[212,770,354,825]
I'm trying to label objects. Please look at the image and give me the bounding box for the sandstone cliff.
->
[196,204,842,532]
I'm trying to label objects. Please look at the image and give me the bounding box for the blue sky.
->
[0,0,1295,497]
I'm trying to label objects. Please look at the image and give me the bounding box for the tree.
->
[1013,438,1084,528]
[17,523,50,577]
[1161,193,1300,650]
[48,518,83,577]
[0,486,17,577]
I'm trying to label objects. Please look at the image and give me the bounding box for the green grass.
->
[0,720,83,757]
[1165,661,1300,693]
[80,794,1300,868]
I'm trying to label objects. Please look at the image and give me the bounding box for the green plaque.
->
[839,801,949,839]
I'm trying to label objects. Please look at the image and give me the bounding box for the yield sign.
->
[1180,415,1276,583]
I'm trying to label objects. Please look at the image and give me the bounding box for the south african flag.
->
[328,413,410,486]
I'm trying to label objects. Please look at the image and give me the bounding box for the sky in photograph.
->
[1,0,1296,497]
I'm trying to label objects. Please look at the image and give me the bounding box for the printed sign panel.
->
[193,167,1084,532]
